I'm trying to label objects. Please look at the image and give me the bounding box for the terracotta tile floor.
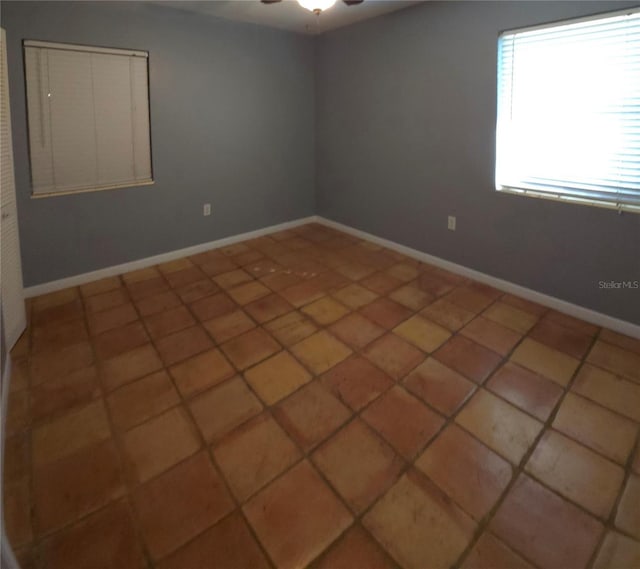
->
[4,222,640,569]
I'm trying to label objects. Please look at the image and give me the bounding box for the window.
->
[24,40,152,197]
[495,9,640,212]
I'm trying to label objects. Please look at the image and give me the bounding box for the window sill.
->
[31,179,154,199]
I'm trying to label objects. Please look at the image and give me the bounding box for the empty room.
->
[1,1,639,568]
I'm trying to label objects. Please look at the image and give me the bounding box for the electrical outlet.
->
[447,215,456,231]
[203,203,211,216]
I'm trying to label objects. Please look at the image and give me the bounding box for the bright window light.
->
[495,9,640,212]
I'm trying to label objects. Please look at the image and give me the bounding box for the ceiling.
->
[153,0,422,34]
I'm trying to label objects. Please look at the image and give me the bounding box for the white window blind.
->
[24,41,152,196]
[496,9,640,212]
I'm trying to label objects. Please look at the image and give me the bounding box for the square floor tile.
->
[243,460,352,569]
[313,525,395,569]
[385,263,420,283]
[600,329,640,355]
[329,313,384,350]
[264,311,317,346]
[526,430,624,518]
[107,370,180,431]
[445,287,494,314]
[40,500,146,569]
[164,267,206,289]
[155,326,214,366]
[122,407,201,483]
[592,531,640,569]
[213,413,301,501]
[290,331,352,375]
[203,309,255,344]
[302,297,350,325]
[393,315,451,353]
[362,386,444,458]
[220,328,281,370]
[544,310,599,337]
[389,284,433,311]
[228,281,271,305]
[279,280,325,307]
[168,349,235,398]
[461,532,535,569]
[189,292,236,322]
[363,470,476,569]
[456,389,543,464]
[144,306,196,340]
[273,382,351,451]
[587,340,640,383]
[135,290,180,316]
[483,302,539,333]
[486,362,563,421]
[85,288,129,314]
[615,474,640,540]
[403,358,475,416]
[553,392,637,464]
[244,351,312,405]
[100,344,163,392]
[415,424,512,520]
[511,339,580,386]
[133,452,234,560]
[363,334,424,380]
[360,298,412,330]
[321,356,393,411]
[433,336,502,384]
[361,272,404,295]
[30,342,94,385]
[461,317,522,356]
[157,512,270,569]
[175,279,218,304]
[490,474,603,569]
[189,377,262,443]
[200,257,238,277]
[32,318,89,354]
[87,303,138,337]
[80,276,122,298]
[93,322,149,360]
[312,419,403,513]
[528,319,593,359]
[333,283,378,309]
[33,439,125,535]
[32,400,111,467]
[245,294,293,323]
[572,364,640,422]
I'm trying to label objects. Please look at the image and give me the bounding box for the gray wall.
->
[2,1,316,286]
[317,1,640,324]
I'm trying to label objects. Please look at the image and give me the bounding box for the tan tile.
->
[363,333,424,380]
[329,313,384,350]
[593,531,640,569]
[393,315,451,353]
[301,297,350,325]
[511,338,580,386]
[107,370,180,431]
[389,284,433,311]
[461,316,522,356]
[220,328,281,370]
[30,342,94,385]
[127,276,170,302]
[80,276,122,298]
[158,257,194,274]
[32,400,111,467]
[85,288,129,313]
[213,413,301,501]
[175,278,218,304]
[361,272,403,295]
[526,430,624,518]
[360,297,412,329]
[572,364,640,421]
[87,302,138,336]
[362,386,444,458]
[332,284,378,309]
[155,325,213,366]
[335,261,377,281]
[6,390,29,435]
[40,500,146,569]
[491,474,603,569]
[385,263,420,282]
[133,452,234,560]
[32,287,79,312]
[291,331,352,375]
[135,290,180,316]
[200,256,239,277]
[32,318,89,353]
[313,525,395,569]
[364,470,476,569]
[403,358,475,416]
[34,439,125,535]
[446,286,494,314]
[245,293,293,323]
[587,340,640,383]
[415,272,457,297]
[157,512,270,569]
[456,389,543,464]
[189,292,236,322]
[501,294,548,317]
[461,532,535,569]
[245,351,312,405]
[228,281,271,305]
[264,311,317,346]
[484,301,539,333]
[486,362,563,421]
[279,280,325,307]
[433,335,502,383]
[144,305,196,339]
[203,309,255,343]
[553,393,637,464]
[313,420,403,512]
[544,310,600,337]
[600,329,640,356]
[615,474,640,539]
[93,322,149,360]
[416,424,512,520]
[169,349,235,398]
[244,460,352,569]
[32,299,84,328]
[100,344,163,391]
[189,377,262,443]
[529,318,593,359]
[164,266,205,289]
[3,478,32,547]
[260,270,302,292]
[122,266,161,284]
[30,366,100,423]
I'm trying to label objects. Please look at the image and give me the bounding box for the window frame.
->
[22,39,154,199]
[494,8,640,214]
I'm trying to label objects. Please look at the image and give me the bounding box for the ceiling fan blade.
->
[261,0,282,4]
[343,0,364,5]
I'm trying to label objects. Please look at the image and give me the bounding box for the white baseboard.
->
[315,216,640,339]
[24,216,318,298]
